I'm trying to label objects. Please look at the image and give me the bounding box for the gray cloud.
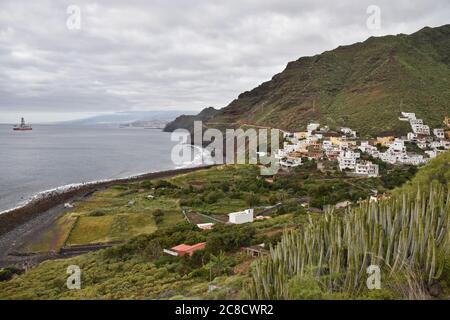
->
[0,0,449,121]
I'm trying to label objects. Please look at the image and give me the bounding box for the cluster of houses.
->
[274,113,450,176]
[276,123,380,177]
[164,114,450,260]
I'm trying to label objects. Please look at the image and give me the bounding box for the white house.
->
[355,161,379,177]
[379,152,397,164]
[280,157,302,168]
[416,141,428,149]
[425,150,437,159]
[322,140,333,151]
[228,209,254,224]
[338,150,360,171]
[409,118,423,126]
[430,141,443,149]
[411,124,430,135]
[389,139,406,154]
[340,127,357,138]
[401,112,416,120]
[307,123,320,133]
[398,154,426,165]
[442,141,450,150]
[407,132,418,141]
[433,128,445,139]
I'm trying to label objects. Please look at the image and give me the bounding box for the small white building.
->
[322,140,333,151]
[429,141,444,149]
[411,124,430,135]
[401,112,416,120]
[433,128,445,139]
[425,150,437,159]
[379,152,397,165]
[338,150,360,171]
[228,209,254,224]
[407,132,418,141]
[280,157,302,168]
[398,154,427,165]
[197,223,214,230]
[409,118,423,126]
[388,139,406,154]
[307,123,320,133]
[340,127,357,138]
[416,141,428,149]
[355,161,379,177]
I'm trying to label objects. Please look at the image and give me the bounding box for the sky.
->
[0,0,449,123]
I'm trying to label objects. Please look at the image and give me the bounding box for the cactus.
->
[245,184,449,299]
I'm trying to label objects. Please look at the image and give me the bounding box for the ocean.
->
[0,124,207,212]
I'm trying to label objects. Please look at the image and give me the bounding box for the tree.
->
[245,192,260,207]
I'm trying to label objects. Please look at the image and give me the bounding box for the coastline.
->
[0,164,216,238]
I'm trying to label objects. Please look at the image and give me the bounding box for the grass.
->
[20,214,77,253]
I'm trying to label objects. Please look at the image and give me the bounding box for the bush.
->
[0,267,24,282]
[152,209,164,224]
[204,191,224,204]
[287,275,323,300]
[140,181,153,190]
[205,224,256,254]
[245,192,260,207]
[88,210,107,217]
[154,180,177,189]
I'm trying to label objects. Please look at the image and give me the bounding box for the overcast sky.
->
[0,0,448,123]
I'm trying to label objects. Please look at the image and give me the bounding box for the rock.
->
[428,282,442,297]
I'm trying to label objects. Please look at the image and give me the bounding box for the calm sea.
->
[0,124,204,212]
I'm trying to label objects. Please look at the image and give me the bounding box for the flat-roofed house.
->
[307,123,320,133]
[337,150,360,171]
[355,161,379,177]
[411,124,430,135]
[168,242,206,257]
[228,209,254,224]
[434,128,445,139]
[401,112,416,120]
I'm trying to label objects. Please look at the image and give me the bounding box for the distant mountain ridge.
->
[163,107,219,132]
[62,110,196,126]
[204,24,450,136]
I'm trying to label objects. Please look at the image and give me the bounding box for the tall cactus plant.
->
[245,184,449,299]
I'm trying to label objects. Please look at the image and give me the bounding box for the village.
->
[275,113,450,175]
[162,113,450,258]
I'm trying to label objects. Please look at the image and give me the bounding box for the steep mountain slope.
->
[208,25,450,136]
[163,107,219,132]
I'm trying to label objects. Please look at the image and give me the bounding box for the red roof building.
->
[170,242,206,257]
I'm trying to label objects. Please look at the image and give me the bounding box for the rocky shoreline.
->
[0,165,215,268]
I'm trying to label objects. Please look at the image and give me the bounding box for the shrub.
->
[245,192,260,207]
[0,267,24,282]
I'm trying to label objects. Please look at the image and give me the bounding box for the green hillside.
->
[209,25,450,136]
[0,152,449,300]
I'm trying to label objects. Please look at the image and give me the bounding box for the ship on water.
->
[13,117,32,131]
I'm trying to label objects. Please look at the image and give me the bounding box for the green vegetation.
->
[395,151,450,195]
[1,152,449,300]
[246,183,449,299]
